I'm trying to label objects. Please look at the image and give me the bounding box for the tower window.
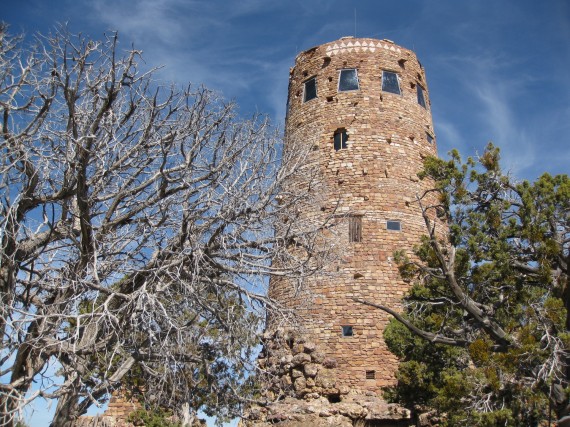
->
[341,325,354,337]
[382,71,401,95]
[365,370,376,380]
[417,84,426,108]
[333,128,348,151]
[349,215,362,242]
[338,69,359,91]
[426,133,434,144]
[303,77,317,102]
[387,220,401,231]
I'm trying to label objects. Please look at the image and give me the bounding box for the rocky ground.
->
[242,392,411,427]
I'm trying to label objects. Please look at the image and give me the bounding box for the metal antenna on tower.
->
[354,8,357,37]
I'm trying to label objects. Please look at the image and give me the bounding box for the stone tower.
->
[268,37,437,392]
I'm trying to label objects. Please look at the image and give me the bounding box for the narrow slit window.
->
[387,220,401,231]
[382,71,401,95]
[366,370,376,380]
[303,77,317,102]
[338,69,359,91]
[334,128,348,151]
[417,84,426,108]
[341,325,354,337]
[349,216,362,242]
[426,133,434,144]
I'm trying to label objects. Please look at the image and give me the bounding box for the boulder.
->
[304,363,319,377]
[322,358,337,368]
[315,370,336,389]
[292,352,311,366]
[293,377,306,393]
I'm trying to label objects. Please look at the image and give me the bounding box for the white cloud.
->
[431,47,553,176]
[472,81,536,175]
[82,0,291,115]
[434,118,464,153]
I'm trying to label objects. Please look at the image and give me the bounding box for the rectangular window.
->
[417,84,426,108]
[342,325,354,337]
[334,128,348,151]
[338,69,359,91]
[365,370,376,380]
[304,77,317,102]
[426,132,434,144]
[382,71,401,95]
[349,216,362,242]
[387,220,401,231]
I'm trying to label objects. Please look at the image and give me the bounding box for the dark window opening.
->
[304,77,317,102]
[327,394,341,403]
[349,216,362,242]
[417,85,426,108]
[334,128,348,151]
[426,133,434,144]
[387,220,401,231]
[338,69,359,91]
[366,370,376,380]
[341,325,354,337]
[382,71,401,95]
[365,421,403,427]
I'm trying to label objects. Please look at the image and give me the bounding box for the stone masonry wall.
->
[268,37,439,391]
[243,328,413,427]
[74,392,140,427]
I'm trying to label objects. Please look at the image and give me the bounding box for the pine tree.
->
[360,144,569,426]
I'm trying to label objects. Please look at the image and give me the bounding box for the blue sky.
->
[3,0,570,181]
[2,0,569,425]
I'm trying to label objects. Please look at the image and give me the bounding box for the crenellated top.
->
[325,38,402,56]
[294,37,419,63]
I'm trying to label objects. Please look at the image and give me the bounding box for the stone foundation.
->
[242,394,411,427]
[243,329,412,427]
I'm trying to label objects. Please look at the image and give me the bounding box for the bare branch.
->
[352,298,468,347]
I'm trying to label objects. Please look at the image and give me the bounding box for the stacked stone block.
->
[74,392,139,427]
[258,328,342,402]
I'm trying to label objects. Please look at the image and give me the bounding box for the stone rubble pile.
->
[257,328,344,402]
[242,329,413,427]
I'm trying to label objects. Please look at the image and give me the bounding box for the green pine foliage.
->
[127,408,182,427]
[383,144,570,426]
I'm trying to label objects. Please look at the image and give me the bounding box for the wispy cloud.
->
[79,0,293,119]
[434,118,464,154]
[473,81,536,174]
[43,0,569,179]
[432,45,563,177]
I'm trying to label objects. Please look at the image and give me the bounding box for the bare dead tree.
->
[0,25,335,426]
